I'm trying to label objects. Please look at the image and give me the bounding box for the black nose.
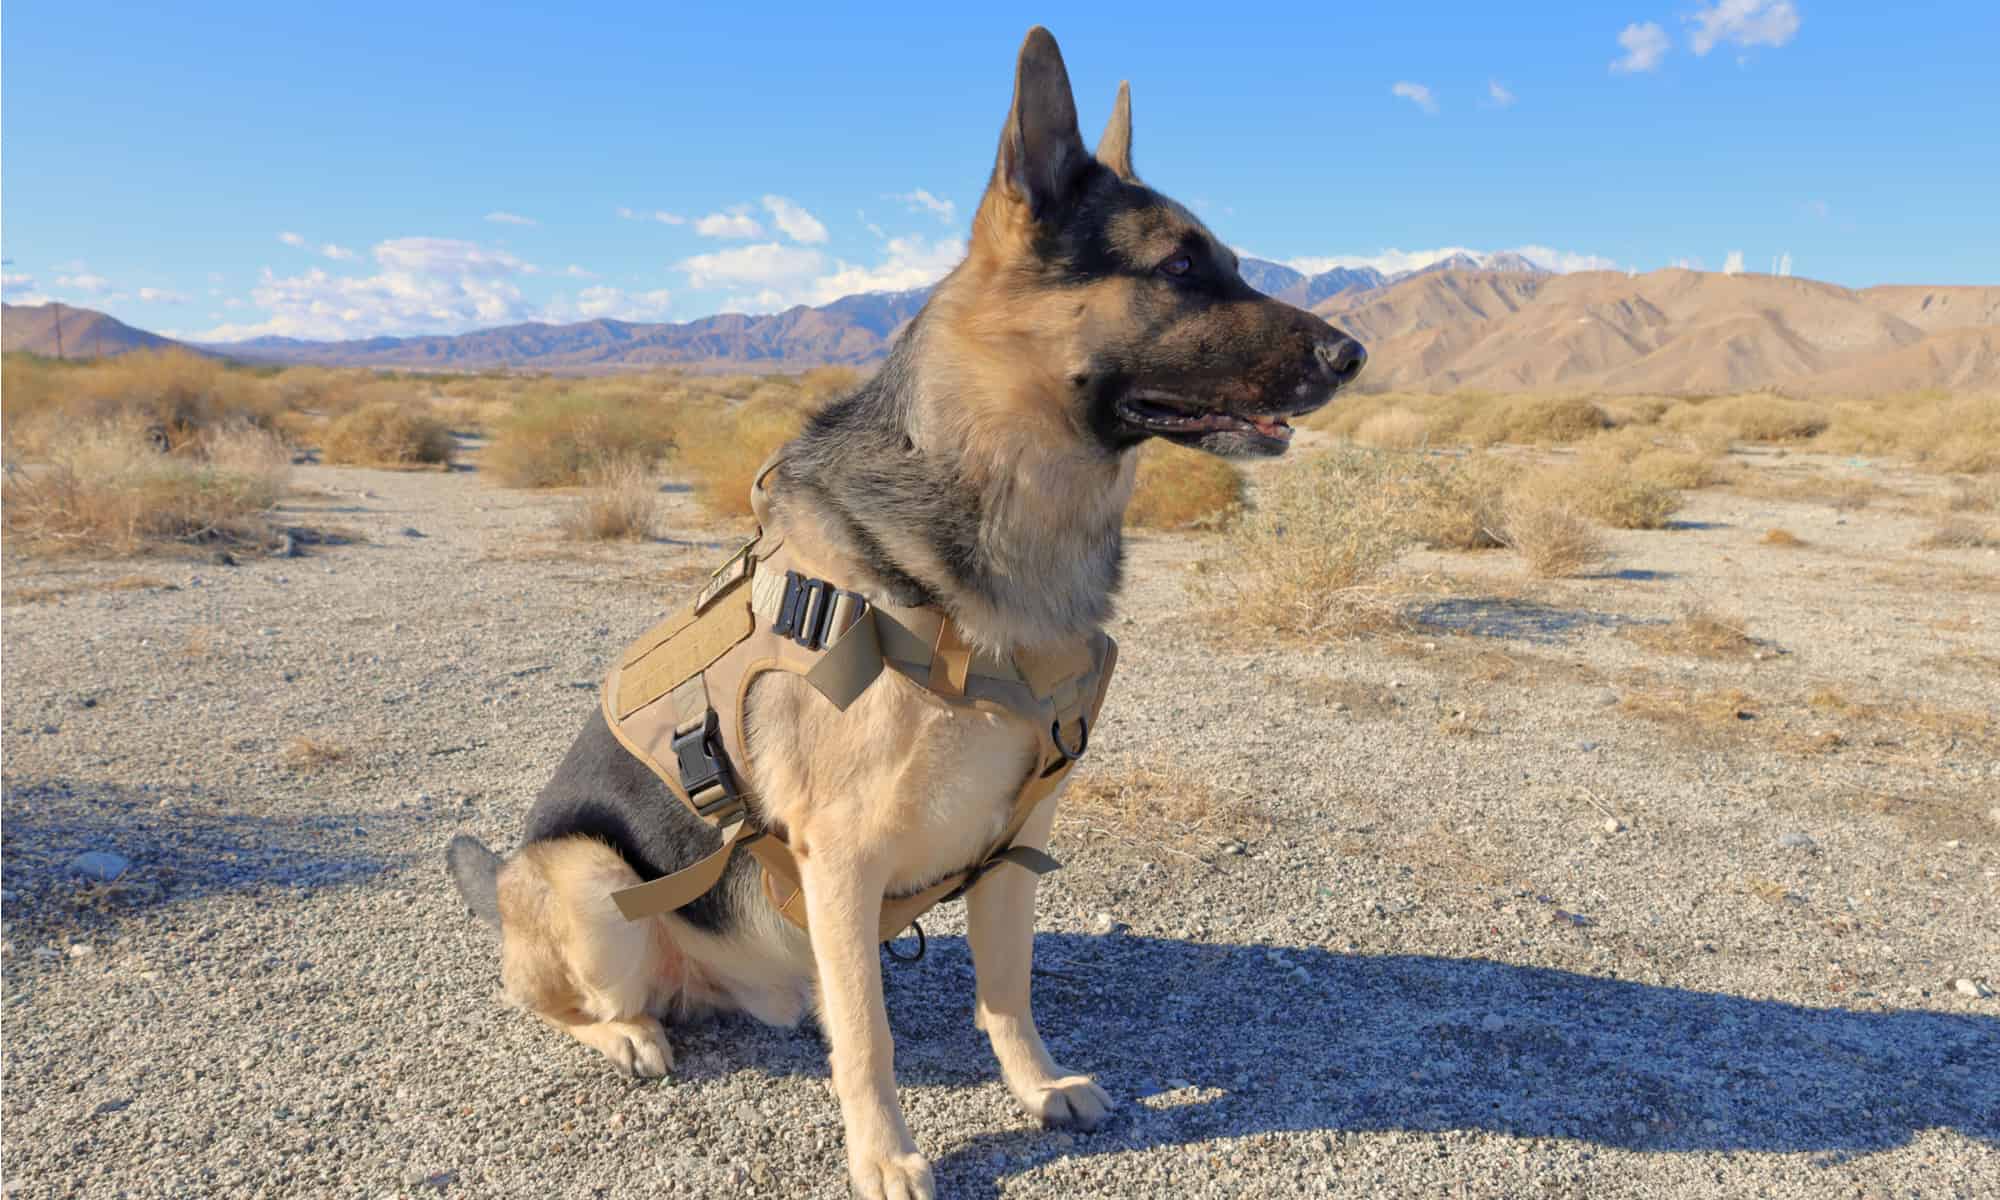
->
[1315,337,1367,387]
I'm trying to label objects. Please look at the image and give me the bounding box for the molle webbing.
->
[600,531,1116,942]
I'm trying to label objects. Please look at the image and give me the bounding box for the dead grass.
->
[1,350,287,457]
[560,457,660,541]
[1762,528,1806,548]
[1192,448,1416,636]
[1619,686,1762,732]
[282,737,349,772]
[321,401,455,468]
[1124,442,1244,530]
[1916,519,2000,550]
[1622,604,1760,658]
[1056,762,1269,864]
[2,573,176,605]
[1395,453,1516,551]
[1662,393,1830,443]
[1730,471,1892,511]
[2,422,290,557]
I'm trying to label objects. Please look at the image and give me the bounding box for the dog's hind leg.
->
[967,797,1114,1129]
[494,836,680,1078]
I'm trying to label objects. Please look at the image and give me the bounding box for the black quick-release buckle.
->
[771,570,850,652]
[672,710,740,818]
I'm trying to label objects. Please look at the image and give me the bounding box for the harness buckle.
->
[672,710,741,819]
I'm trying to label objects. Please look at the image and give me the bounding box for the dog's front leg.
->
[967,797,1113,1129]
[801,850,933,1200]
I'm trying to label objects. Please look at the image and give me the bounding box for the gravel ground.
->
[4,447,1997,1198]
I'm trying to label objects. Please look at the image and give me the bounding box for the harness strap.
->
[601,462,1118,939]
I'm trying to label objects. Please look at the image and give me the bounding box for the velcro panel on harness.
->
[616,586,754,720]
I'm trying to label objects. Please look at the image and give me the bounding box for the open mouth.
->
[1115,388,1295,446]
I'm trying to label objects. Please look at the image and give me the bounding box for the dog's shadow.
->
[856,932,1999,1195]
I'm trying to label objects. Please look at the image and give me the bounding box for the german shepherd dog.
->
[447,27,1363,1199]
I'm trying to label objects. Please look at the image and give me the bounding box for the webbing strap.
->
[610,816,754,921]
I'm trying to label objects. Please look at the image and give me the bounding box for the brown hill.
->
[210,290,929,372]
[1316,268,2000,395]
[2,302,199,359]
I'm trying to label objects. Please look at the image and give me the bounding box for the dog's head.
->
[942,27,1365,459]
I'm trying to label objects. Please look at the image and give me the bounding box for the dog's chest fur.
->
[744,667,1039,892]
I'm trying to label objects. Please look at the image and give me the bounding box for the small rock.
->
[70,851,131,882]
[1480,1014,1507,1034]
[1988,807,2000,827]
[91,1099,132,1117]
[68,943,93,959]
[1954,978,1992,999]
[734,1100,759,1125]
[1090,912,1118,935]
[749,1161,772,1186]
[1602,818,1624,835]
[1221,840,1246,856]
[401,527,426,538]
[1778,831,1815,851]
[1578,741,1599,752]
[402,1169,426,1189]
[1596,689,1621,707]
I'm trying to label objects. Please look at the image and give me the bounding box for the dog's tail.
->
[446,835,505,929]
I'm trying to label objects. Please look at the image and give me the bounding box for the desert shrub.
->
[1459,395,1610,447]
[1192,448,1415,636]
[1916,519,2000,550]
[562,456,660,541]
[1125,442,1244,530]
[675,391,816,518]
[796,366,863,405]
[2,350,286,457]
[1818,393,2000,473]
[321,401,454,467]
[1762,528,1806,548]
[1498,492,1608,577]
[1512,459,1682,530]
[2,421,288,556]
[1662,393,1829,443]
[1351,408,1437,450]
[1395,453,1517,550]
[486,384,681,487]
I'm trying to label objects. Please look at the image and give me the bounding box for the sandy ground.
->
[3,443,1997,1199]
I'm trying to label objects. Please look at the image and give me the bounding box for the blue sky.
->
[4,1,1997,341]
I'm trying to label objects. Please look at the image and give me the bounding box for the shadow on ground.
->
[855,933,1998,1194]
[1,776,405,945]
[1407,597,1643,644]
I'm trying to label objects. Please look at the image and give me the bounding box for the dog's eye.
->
[1158,254,1192,278]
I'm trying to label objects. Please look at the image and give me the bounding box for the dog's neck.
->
[767,313,1134,655]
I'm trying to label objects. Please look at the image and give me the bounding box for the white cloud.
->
[761,195,829,244]
[677,242,826,289]
[3,272,38,296]
[1689,0,1800,55]
[892,189,957,223]
[54,272,111,294]
[1611,22,1671,73]
[563,264,596,278]
[1723,250,1745,275]
[796,236,963,306]
[694,208,765,239]
[485,211,537,226]
[278,231,307,247]
[1390,81,1438,114]
[1776,251,1792,277]
[617,206,687,225]
[137,287,191,303]
[321,243,357,261]
[680,235,964,312]
[190,235,537,341]
[1488,79,1516,107]
[541,286,675,322]
[1508,244,1621,273]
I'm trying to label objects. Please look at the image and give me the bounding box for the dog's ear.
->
[993,27,1089,221]
[1095,81,1135,182]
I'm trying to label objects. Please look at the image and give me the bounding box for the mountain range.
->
[4,251,1996,394]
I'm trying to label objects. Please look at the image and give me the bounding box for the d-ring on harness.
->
[597,455,1118,943]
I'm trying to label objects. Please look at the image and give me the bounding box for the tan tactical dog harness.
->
[601,462,1117,942]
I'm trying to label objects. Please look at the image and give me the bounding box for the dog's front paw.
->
[847,1147,933,1200]
[1012,1071,1113,1130]
[574,1015,674,1079]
